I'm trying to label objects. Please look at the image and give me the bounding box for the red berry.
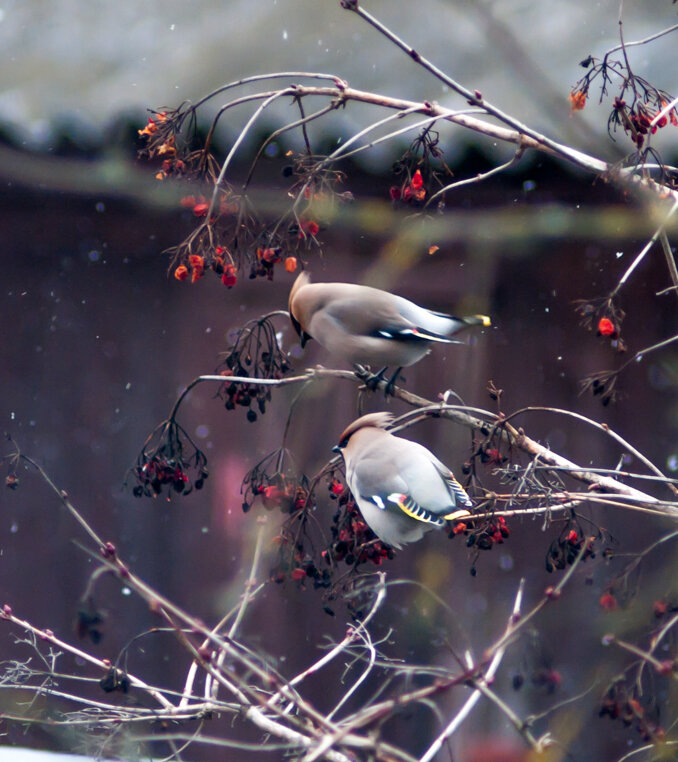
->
[222,264,237,288]
[174,264,189,281]
[597,317,616,337]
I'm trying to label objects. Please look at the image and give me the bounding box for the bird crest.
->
[337,411,394,447]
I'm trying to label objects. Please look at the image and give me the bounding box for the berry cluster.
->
[241,450,308,515]
[389,126,452,208]
[610,96,678,150]
[128,420,208,499]
[447,515,510,576]
[270,542,333,591]
[173,233,239,288]
[390,168,426,203]
[137,110,179,164]
[571,55,678,156]
[545,519,596,572]
[599,683,665,742]
[99,667,131,694]
[138,109,244,285]
[586,370,621,407]
[138,107,349,290]
[218,315,291,422]
[324,480,394,567]
[478,444,507,467]
[459,515,510,550]
[574,299,626,351]
[575,298,628,405]
[249,246,298,281]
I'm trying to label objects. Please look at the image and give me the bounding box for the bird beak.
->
[331,445,342,454]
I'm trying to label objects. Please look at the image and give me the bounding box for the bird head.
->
[333,411,395,453]
[288,271,313,347]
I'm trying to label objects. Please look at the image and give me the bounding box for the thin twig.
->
[616,740,678,762]
[190,71,347,112]
[205,516,269,701]
[604,23,678,59]
[493,405,677,496]
[419,579,525,762]
[659,229,678,297]
[264,574,387,711]
[0,610,174,710]
[603,634,674,675]
[425,148,525,208]
[207,88,296,219]
[610,198,678,297]
[169,365,665,507]
[489,537,594,653]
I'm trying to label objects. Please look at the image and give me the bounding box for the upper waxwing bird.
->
[288,272,490,378]
[333,412,472,549]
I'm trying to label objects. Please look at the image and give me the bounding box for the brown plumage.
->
[289,272,490,370]
[334,412,472,548]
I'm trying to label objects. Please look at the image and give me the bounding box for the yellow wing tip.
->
[443,509,471,521]
[475,314,492,328]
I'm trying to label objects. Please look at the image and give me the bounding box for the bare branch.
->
[0,610,174,710]
[173,365,667,508]
[603,23,678,59]
[419,580,525,762]
[425,148,525,209]
[659,229,678,297]
[610,198,678,298]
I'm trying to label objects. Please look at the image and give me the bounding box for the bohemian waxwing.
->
[333,412,472,549]
[288,272,490,374]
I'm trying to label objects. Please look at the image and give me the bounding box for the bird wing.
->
[349,441,469,527]
[439,470,473,510]
[425,453,473,512]
[392,295,491,336]
[396,440,473,513]
[315,290,459,344]
[383,493,447,527]
[348,455,438,525]
[317,295,411,336]
[391,295,465,338]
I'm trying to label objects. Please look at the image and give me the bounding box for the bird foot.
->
[354,365,386,391]
[354,366,404,396]
[384,367,403,397]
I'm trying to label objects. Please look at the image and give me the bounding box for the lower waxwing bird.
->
[288,272,490,380]
[333,412,472,549]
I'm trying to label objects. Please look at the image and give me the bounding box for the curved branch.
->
[173,365,667,508]
[493,405,677,496]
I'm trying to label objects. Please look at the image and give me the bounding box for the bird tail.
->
[463,314,492,328]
